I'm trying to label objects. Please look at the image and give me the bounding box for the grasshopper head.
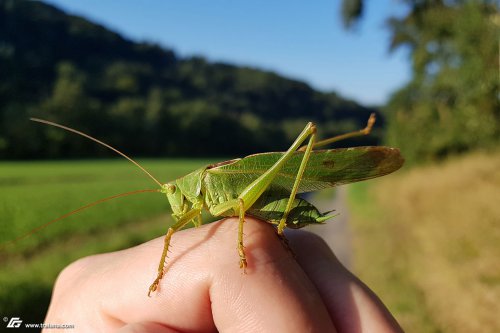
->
[161,183,185,216]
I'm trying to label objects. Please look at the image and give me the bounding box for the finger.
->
[45,218,336,332]
[287,230,404,333]
[207,218,336,332]
[116,322,182,333]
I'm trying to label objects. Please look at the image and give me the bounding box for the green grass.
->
[0,158,213,323]
[0,159,213,250]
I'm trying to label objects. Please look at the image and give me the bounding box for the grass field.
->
[0,158,213,323]
[349,151,500,332]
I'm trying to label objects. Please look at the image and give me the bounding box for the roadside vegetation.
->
[349,151,500,332]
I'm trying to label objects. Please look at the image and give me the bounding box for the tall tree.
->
[342,0,499,163]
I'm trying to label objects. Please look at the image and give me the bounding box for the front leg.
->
[148,207,201,296]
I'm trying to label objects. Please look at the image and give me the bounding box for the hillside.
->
[0,0,380,159]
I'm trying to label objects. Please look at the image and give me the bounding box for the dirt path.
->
[306,186,352,269]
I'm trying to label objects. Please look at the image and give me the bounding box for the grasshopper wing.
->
[206,146,404,193]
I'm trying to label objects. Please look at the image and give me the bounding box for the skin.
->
[44,217,404,333]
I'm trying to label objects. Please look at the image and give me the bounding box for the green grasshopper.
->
[30,114,404,296]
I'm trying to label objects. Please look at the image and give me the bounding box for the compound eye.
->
[166,184,176,194]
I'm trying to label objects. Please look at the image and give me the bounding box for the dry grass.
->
[350,151,500,332]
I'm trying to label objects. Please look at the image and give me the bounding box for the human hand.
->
[44,217,403,332]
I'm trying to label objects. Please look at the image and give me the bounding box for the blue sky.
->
[44,0,410,106]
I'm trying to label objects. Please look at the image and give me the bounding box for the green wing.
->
[206,146,404,194]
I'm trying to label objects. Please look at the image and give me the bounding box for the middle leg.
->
[210,122,318,269]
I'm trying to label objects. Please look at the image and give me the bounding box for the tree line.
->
[0,0,378,160]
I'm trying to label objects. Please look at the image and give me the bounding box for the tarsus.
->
[299,113,376,151]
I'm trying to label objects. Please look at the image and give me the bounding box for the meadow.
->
[0,158,213,323]
[349,151,500,332]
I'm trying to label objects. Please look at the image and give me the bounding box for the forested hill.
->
[0,0,379,159]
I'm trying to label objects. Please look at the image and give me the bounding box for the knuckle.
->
[53,255,98,292]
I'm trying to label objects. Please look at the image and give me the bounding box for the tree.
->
[342,0,499,163]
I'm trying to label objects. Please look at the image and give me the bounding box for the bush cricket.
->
[29,114,404,296]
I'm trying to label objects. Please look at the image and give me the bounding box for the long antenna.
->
[3,189,160,247]
[30,118,163,187]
